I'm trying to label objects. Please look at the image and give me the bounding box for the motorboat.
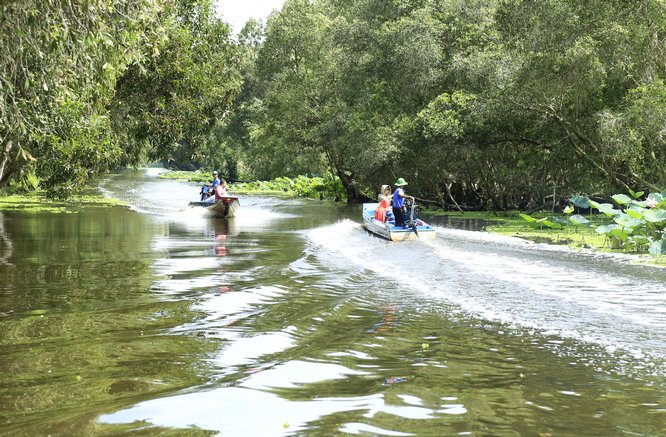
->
[362,202,435,241]
[189,196,240,218]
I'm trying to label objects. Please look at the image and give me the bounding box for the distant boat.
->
[189,196,241,218]
[362,203,435,241]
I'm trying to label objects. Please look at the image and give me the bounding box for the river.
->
[1,168,665,436]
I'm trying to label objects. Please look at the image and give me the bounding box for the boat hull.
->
[189,196,240,218]
[362,203,435,241]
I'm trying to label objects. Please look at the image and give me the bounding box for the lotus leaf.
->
[568,214,589,226]
[625,206,646,219]
[608,228,629,240]
[648,239,666,255]
[628,235,651,246]
[519,213,537,223]
[538,218,563,229]
[648,192,664,203]
[629,189,644,199]
[570,195,590,209]
[596,224,619,234]
[563,205,574,214]
[612,194,633,205]
[647,193,666,208]
[643,209,666,223]
[594,203,620,216]
[613,215,645,230]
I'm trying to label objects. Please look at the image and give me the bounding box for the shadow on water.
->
[1,169,665,436]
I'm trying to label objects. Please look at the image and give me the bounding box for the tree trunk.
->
[0,139,14,188]
[336,168,372,203]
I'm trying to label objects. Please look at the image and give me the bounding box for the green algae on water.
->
[0,192,126,213]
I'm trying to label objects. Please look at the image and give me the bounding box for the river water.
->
[1,168,665,436]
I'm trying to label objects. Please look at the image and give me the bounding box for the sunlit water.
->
[1,168,665,436]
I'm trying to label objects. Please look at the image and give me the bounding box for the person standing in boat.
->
[375,185,394,223]
[392,178,414,227]
[201,171,221,201]
[212,171,221,188]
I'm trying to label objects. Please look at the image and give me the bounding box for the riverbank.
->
[158,170,341,199]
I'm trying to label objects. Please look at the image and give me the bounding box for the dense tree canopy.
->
[2,0,664,208]
[227,0,665,208]
[0,0,239,196]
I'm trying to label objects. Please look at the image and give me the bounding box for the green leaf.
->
[628,235,651,246]
[611,194,633,205]
[629,189,644,199]
[643,209,666,223]
[563,205,574,214]
[570,195,590,209]
[613,215,645,230]
[625,206,646,219]
[648,192,664,202]
[596,224,619,234]
[519,213,537,223]
[608,228,630,240]
[538,218,562,229]
[648,239,666,255]
[568,214,590,226]
[594,203,620,216]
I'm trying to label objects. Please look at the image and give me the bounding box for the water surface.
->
[1,168,665,436]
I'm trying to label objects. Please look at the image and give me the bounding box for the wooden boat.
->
[362,203,436,241]
[188,196,241,218]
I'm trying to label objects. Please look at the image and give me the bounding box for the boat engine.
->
[200,185,212,201]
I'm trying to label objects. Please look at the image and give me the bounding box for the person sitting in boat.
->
[392,177,414,227]
[216,179,229,198]
[374,185,395,223]
[205,179,229,204]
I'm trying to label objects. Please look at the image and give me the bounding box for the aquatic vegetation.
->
[519,191,666,255]
[0,192,126,213]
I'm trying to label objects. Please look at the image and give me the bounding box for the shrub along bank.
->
[159,171,344,200]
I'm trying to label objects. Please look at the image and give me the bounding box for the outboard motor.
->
[403,198,419,226]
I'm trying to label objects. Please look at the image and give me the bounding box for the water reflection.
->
[2,169,666,436]
[0,212,13,266]
[0,207,217,436]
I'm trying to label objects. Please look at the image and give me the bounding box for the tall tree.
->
[110,0,241,171]
[0,0,164,194]
[0,0,241,196]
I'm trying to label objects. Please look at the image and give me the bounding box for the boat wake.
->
[307,220,666,374]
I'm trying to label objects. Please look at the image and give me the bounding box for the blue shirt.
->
[392,187,405,208]
[212,177,220,187]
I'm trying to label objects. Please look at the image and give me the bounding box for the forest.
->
[1,0,665,209]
